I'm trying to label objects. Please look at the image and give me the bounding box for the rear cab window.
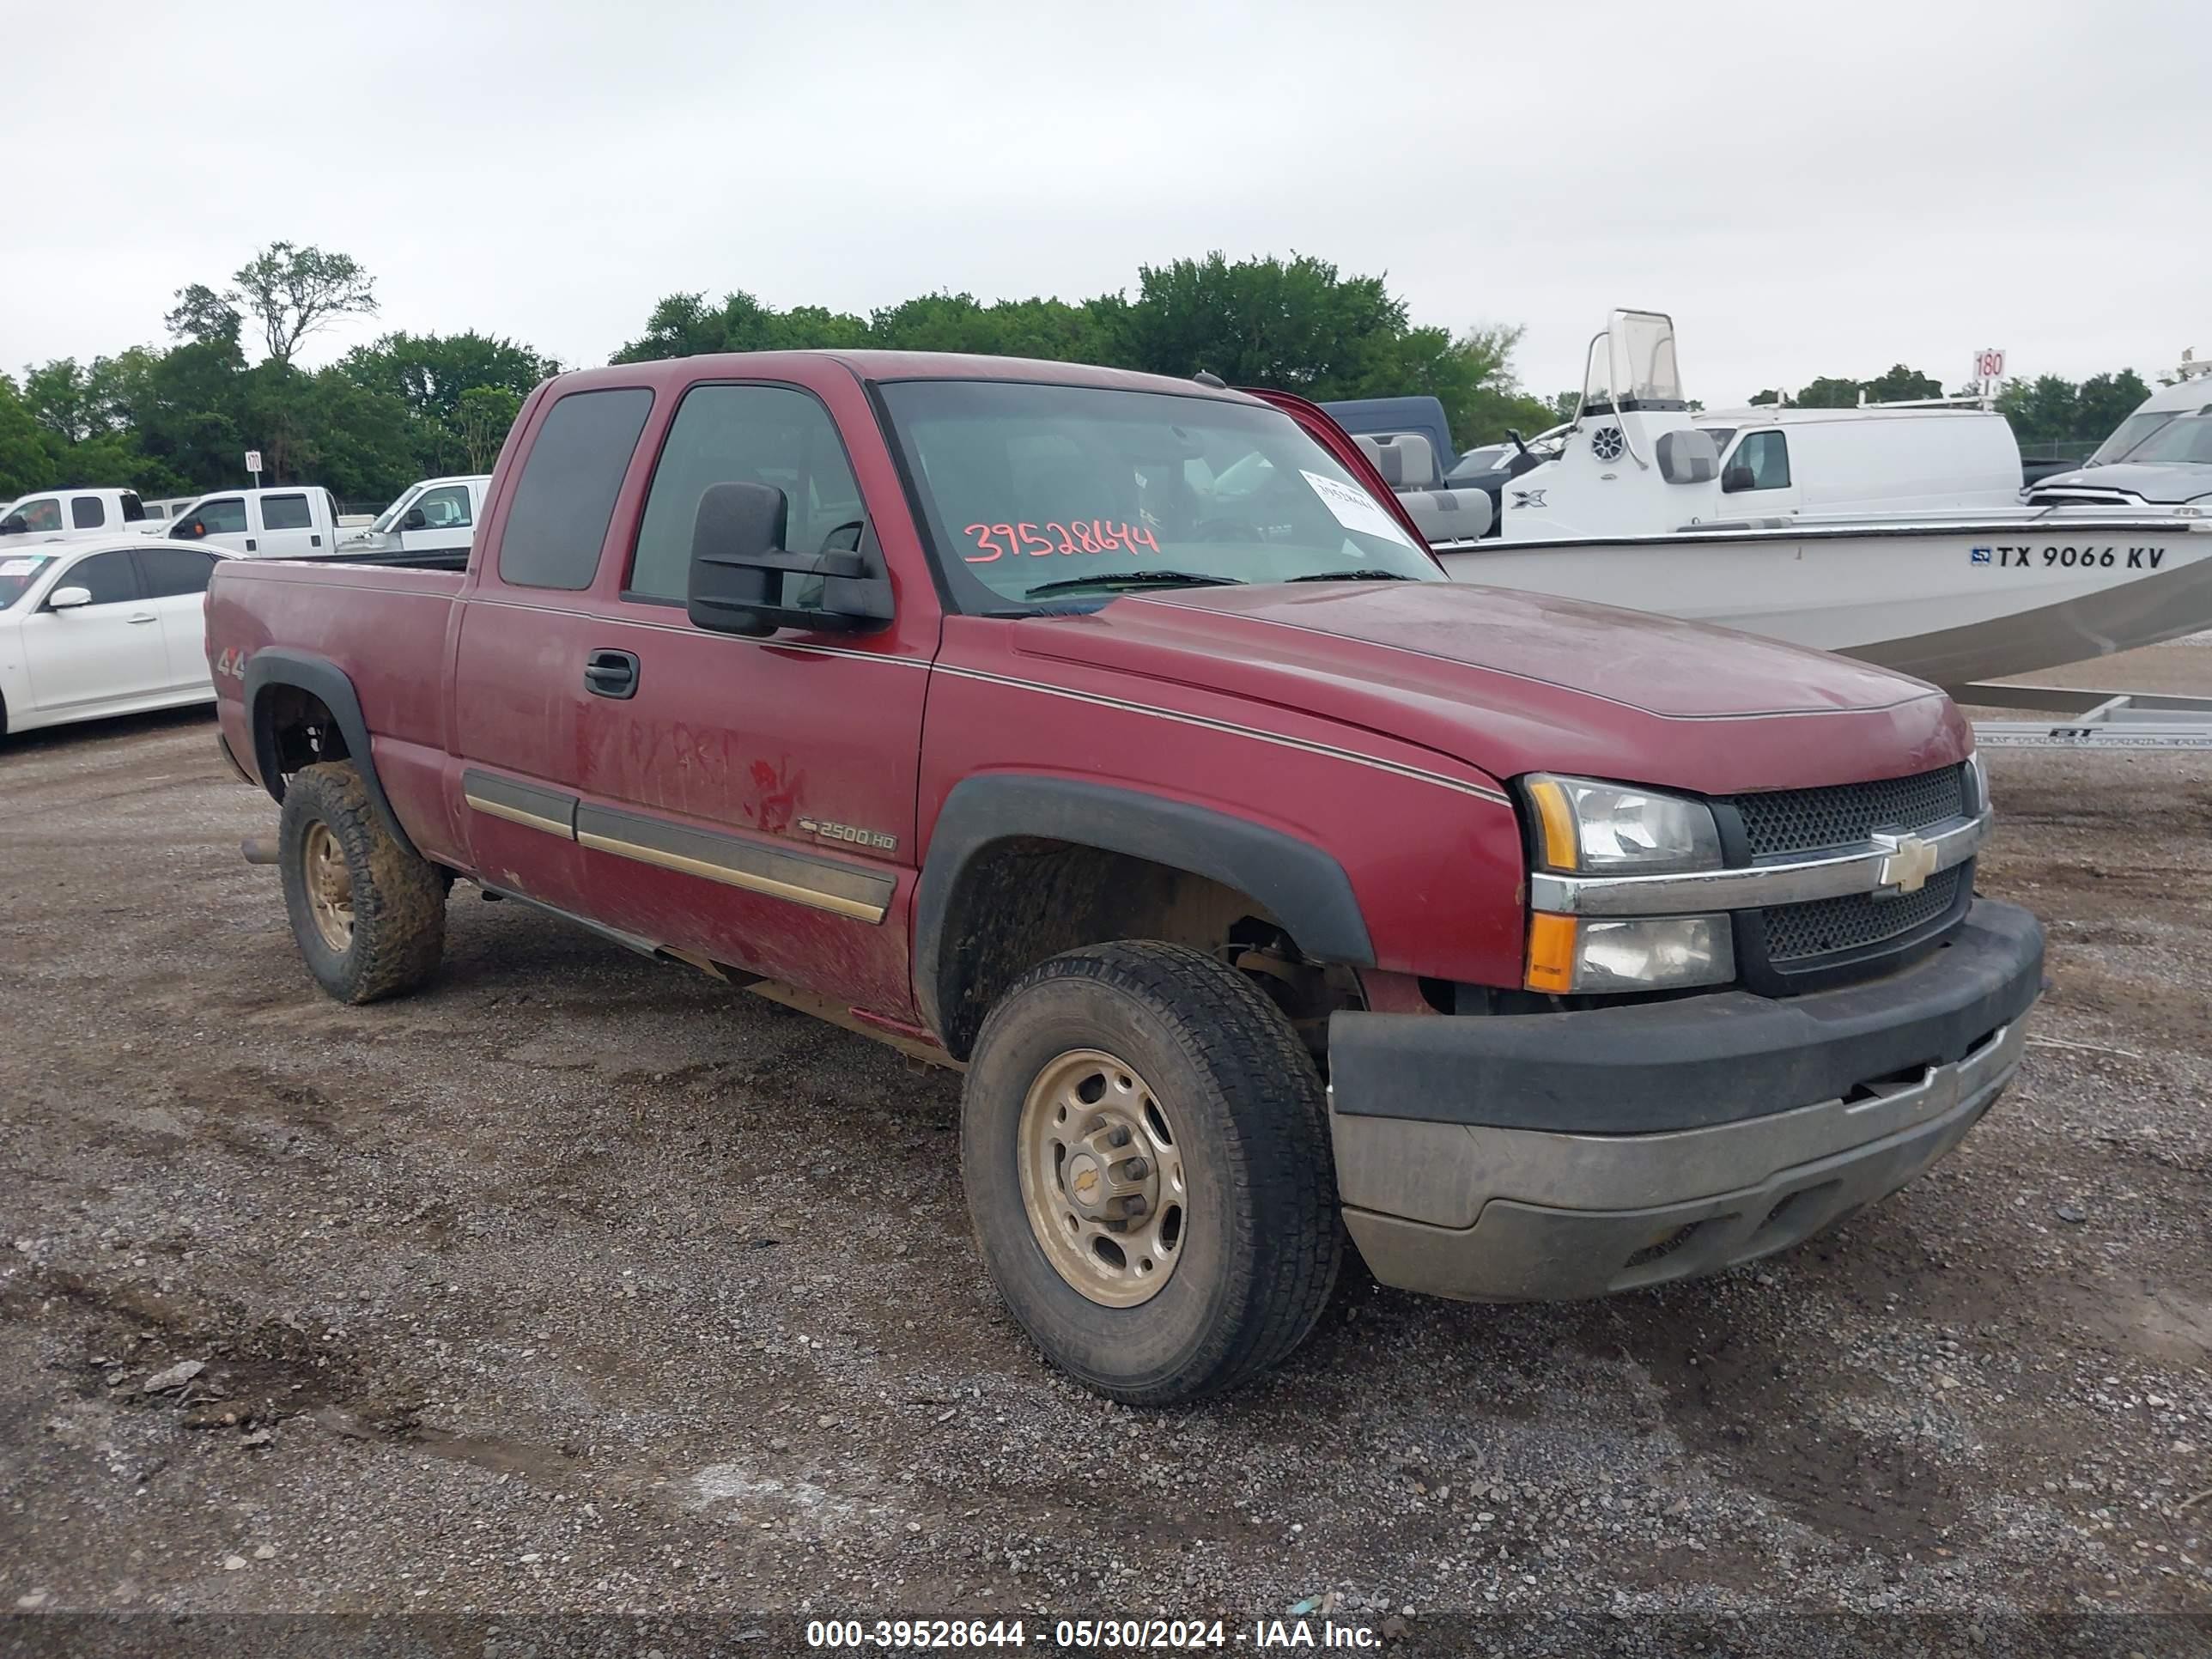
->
[260,494,313,531]
[71,497,107,529]
[498,389,654,589]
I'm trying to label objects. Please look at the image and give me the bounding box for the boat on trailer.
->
[1423,312,2212,716]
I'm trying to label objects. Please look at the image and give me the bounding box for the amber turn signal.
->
[1524,911,1578,993]
[1525,777,1579,872]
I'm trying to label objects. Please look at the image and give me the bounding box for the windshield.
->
[878,381,1442,611]
[369,485,422,535]
[2089,411,2179,465]
[0,554,53,608]
[2127,416,2212,466]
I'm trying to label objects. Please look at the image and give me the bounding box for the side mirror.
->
[47,586,92,611]
[685,481,890,637]
[400,507,427,531]
[1721,462,1756,494]
[0,514,24,536]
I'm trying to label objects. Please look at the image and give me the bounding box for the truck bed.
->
[207,559,469,865]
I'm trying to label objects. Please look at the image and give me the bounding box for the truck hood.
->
[2033,462,2212,504]
[1008,581,1970,795]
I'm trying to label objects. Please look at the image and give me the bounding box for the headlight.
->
[1522,775,1722,873]
[1527,912,1735,994]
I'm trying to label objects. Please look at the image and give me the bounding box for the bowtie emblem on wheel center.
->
[1872,830,1938,896]
[1069,1155,1103,1206]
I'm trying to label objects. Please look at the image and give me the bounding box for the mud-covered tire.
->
[961,940,1342,1404]
[276,760,446,1004]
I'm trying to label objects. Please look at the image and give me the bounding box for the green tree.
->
[231,242,379,366]
[164,283,245,350]
[1996,374,2082,446]
[1862,364,1942,403]
[2075,369,2152,440]
[0,374,57,497]
[455,386,522,473]
[21,360,98,441]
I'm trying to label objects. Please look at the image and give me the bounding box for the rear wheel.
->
[961,941,1341,1404]
[277,761,447,1003]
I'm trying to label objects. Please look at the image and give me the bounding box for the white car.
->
[0,538,235,737]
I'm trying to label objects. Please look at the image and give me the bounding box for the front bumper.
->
[1327,898,2043,1301]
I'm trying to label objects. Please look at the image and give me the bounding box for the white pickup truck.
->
[337,474,489,564]
[166,487,343,556]
[0,489,151,539]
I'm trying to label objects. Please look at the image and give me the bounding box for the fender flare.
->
[241,647,422,860]
[914,775,1374,1038]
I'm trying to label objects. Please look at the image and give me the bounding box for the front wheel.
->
[960,941,1341,1404]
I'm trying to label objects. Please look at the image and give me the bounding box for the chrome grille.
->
[1729,766,1966,860]
[1762,866,1966,963]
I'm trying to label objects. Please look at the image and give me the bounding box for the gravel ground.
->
[3,648,2209,1656]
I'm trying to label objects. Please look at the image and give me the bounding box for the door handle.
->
[583,648,640,699]
[126,611,158,624]
[245,538,258,552]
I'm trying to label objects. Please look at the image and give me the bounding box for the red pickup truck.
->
[207,352,2045,1403]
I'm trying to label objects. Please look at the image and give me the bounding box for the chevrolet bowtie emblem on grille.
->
[1872,830,1938,896]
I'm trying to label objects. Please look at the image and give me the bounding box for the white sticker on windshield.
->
[1,558,43,577]
[1301,470,1416,548]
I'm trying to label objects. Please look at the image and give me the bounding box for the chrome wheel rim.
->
[303,823,355,953]
[1017,1048,1188,1308]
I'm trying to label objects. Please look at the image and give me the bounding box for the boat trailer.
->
[1960,683,2212,750]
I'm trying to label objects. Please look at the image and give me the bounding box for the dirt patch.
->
[2,686,2209,1638]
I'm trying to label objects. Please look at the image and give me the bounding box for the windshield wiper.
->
[1283,568,1418,582]
[1022,570,1248,599]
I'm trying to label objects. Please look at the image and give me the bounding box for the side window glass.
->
[628,384,865,605]
[71,497,107,528]
[175,498,248,537]
[1724,431,1791,492]
[260,494,313,531]
[499,388,653,590]
[15,499,62,532]
[60,550,139,605]
[137,547,220,598]
[121,493,146,522]
[414,485,472,528]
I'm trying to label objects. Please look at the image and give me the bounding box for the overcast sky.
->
[5,0,2207,409]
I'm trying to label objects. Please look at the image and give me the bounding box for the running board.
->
[1960,683,2212,750]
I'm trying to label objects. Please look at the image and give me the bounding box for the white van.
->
[140,496,204,524]
[339,474,489,562]
[1686,405,2024,519]
[166,487,342,556]
[0,488,149,539]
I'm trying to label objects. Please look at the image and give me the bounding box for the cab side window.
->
[14,498,62,532]
[413,484,472,528]
[260,494,313,531]
[1723,430,1791,493]
[175,497,248,538]
[71,497,107,529]
[499,388,653,590]
[627,384,866,605]
[58,550,141,605]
